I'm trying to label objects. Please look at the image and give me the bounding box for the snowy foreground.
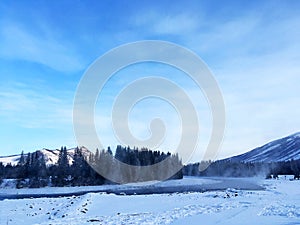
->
[0,177,299,225]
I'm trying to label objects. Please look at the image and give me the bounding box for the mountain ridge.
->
[224,132,300,162]
[0,147,91,166]
[1,132,300,165]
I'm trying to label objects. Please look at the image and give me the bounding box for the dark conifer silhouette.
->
[1,145,183,188]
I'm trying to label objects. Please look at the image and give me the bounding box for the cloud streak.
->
[0,82,73,129]
[0,22,85,72]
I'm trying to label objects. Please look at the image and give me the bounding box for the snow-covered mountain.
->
[0,147,91,166]
[226,132,300,162]
[1,132,300,166]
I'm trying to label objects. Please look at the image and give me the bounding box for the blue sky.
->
[0,0,300,161]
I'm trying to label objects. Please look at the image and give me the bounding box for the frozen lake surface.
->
[0,177,264,200]
[0,177,299,225]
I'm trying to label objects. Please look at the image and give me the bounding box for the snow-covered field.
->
[0,177,299,225]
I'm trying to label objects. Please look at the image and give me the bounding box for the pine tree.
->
[291,159,300,179]
[18,150,25,166]
[0,162,3,185]
[28,151,48,188]
[55,146,70,186]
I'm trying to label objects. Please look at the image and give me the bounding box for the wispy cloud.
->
[0,23,85,72]
[0,82,73,129]
[133,12,200,35]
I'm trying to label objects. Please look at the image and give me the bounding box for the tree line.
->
[183,159,300,179]
[0,146,183,188]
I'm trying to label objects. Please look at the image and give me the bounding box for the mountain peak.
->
[0,147,91,166]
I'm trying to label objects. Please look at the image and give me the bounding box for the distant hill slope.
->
[0,147,91,166]
[225,132,300,162]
